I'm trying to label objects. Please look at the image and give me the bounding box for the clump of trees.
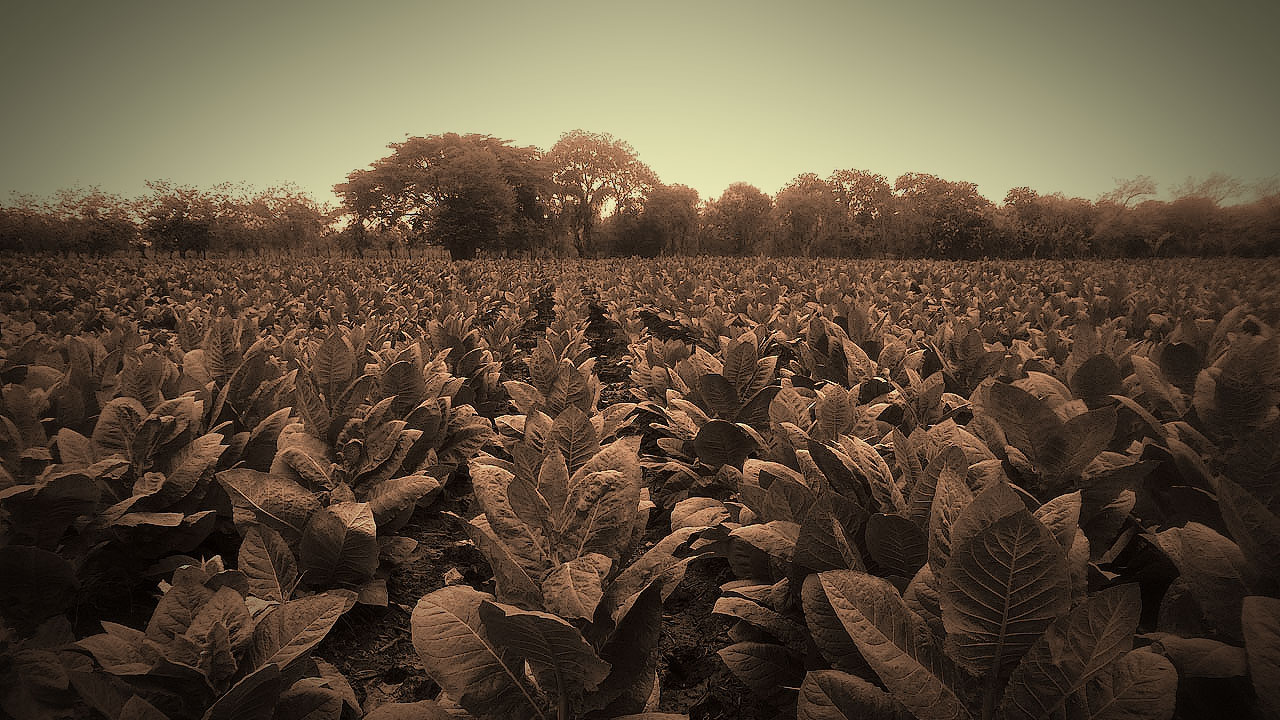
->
[337,131,1278,259]
[4,131,1277,258]
[1,183,331,256]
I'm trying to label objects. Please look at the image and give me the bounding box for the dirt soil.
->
[316,474,487,710]
[655,557,775,720]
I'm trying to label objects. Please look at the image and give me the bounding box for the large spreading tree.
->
[547,129,657,257]
[335,133,550,260]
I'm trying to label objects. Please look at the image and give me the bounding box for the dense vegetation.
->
[1,255,1278,720]
[3,131,1278,259]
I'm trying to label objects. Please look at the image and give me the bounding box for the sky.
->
[2,0,1278,208]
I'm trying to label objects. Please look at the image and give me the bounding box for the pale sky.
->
[2,0,1277,208]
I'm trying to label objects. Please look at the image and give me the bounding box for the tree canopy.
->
[3,128,1277,258]
[335,133,550,260]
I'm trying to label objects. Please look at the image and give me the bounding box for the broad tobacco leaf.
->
[1216,478,1280,583]
[1152,522,1247,641]
[797,670,913,720]
[247,592,353,673]
[0,545,78,628]
[1242,596,1280,716]
[693,419,754,469]
[718,641,804,707]
[412,585,607,720]
[217,469,320,543]
[555,469,635,565]
[865,512,928,579]
[585,585,664,716]
[941,503,1070,681]
[819,570,971,720]
[541,553,612,622]
[999,584,1142,720]
[1073,650,1177,720]
[979,382,1115,496]
[298,502,379,588]
[603,525,706,626]
[477,601,610,710]
[238,526,299,603]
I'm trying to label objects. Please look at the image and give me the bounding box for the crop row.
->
[1,256,1278,720]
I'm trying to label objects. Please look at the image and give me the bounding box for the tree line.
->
[0,182,331,257]
[3,130,1277,258]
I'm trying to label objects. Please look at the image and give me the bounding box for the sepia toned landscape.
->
[2,3,1278,720]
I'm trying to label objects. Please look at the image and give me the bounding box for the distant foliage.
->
[4,134,1279,258]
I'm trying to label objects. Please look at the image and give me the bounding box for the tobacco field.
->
[1,255,1279,720]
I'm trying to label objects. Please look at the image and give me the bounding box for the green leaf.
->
[819,570,971,720]
[299,502,379,587]
[998,584,1142,720]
